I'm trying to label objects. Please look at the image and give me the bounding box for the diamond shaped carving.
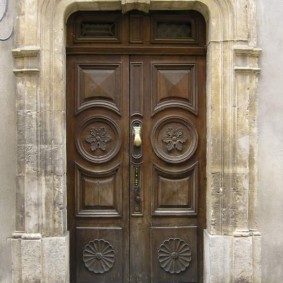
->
[77,64,121,114]
[85,69,116,98]
[159,70,190,97]
[152,64,197,115]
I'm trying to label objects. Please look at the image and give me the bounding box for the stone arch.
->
[12,0,261,282]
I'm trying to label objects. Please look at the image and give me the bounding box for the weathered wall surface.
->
[257,1,283,282]
[0,0,16,282]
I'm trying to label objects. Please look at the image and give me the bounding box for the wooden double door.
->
[67,11,206,283]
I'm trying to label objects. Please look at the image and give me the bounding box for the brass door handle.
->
[131,121,143,215]
[133,125,142,147]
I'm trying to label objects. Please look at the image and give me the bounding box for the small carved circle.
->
[171,251,179,259]
[95,252,103,260]
[151,116,198,163]
[158,238,192,274]
[83,239,115,274]
[76,116,121,164]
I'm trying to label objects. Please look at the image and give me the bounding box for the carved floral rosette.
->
[76,116,121,164]
[151,116,198,164]
[158,238,192,274]
[83,239,115,274]
[85,127,112,152]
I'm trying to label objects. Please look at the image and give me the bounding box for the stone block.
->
[15,76,25,110]
[21,239,42,282]
[53,175,67,235]
[53,111,65,146]
[52,145,65,176]
[11,238,22,283]
[42,235,69,282]
[252,234,262,283]
[204,230,232,283]
[233,236,253,283]
[25,76,38,111]
[25,111,38,145]
[24,144,38,174]
[40,111,53,146]
[24,173,40,233]
[16,176,25,231]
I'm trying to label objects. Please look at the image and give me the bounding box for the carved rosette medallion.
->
[151,116,198,163]
[83,239,115,274]
[162,127,188,152]
[158,238,192,274]
[76,116,121,163]
[85,127,112,151]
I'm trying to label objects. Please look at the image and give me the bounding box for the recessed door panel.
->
[77,63,122,114]
[75,163,123,217]
[152,63,197,115]
[150,227,198,283]
[75,227,125,282]
[152,162,198,216]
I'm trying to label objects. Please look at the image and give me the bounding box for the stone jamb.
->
[11,0,261,282]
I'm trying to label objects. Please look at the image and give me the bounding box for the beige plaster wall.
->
[0,1,16,281]
[257,1,283,282]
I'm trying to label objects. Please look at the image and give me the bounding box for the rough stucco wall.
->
[257,1,283,282]
[0,0,16,281]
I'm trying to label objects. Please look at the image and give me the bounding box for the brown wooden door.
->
[67,54,130,282]
[67,53,206,283]
[67,11,206,283]
[129,55,206,283]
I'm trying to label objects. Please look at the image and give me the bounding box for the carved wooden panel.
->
[75,163,122,217]
[152,162,198,216]
[130,15,144,43]
[81,23,116,38]
[67,54,129,281]
[151,13,197,44]
[158,238,192,274]
[77,64,122,114]
[156,22,192,39]
[150,227,198,282]
[75,227,125,282]
[67,11,206,49]
[83,239,115,274]
[130,62,143,116]
[76,116,121,163]
[151,116,198,163]
[152,63,197,115]
[72,12,121,43]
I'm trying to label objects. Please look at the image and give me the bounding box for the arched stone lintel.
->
[58,0,227,42]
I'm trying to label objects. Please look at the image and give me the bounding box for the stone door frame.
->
[11,0,261,282]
